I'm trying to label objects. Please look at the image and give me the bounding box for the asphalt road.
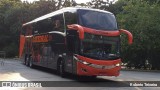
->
[0,59,160,90]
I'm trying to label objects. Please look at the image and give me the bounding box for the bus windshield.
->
[78,9,118,30]
[81,33,120,60]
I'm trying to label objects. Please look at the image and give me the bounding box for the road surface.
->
[0,59,160,90]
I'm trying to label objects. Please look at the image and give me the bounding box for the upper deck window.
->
[78,9,118,30]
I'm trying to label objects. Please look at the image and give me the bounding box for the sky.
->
[21,0,92,3]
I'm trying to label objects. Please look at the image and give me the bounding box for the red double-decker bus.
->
[19,7,133,77]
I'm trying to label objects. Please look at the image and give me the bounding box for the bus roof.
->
[22,7,113,26]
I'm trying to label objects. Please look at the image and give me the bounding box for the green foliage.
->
[0,0,21,57]
[0,0,57,57]
[87,0,110,9]
[107,0,128,15]
[3,42,18,57]
[0,0,78,57]
[116,0,160,70]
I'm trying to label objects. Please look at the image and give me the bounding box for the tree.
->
[0,0,23,57]
[117,0,160,70]
[107,0,127,15]
[87,0,112,9]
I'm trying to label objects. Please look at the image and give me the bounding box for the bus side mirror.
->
[67,24,84,40]
[119,29,133,44]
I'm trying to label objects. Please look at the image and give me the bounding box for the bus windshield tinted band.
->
[78,10,118,30]
[81,34,120,60]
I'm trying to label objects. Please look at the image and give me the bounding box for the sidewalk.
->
[121,68,160,73]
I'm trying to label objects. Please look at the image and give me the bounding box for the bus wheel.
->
[58,60,65,78]
[29,56,34,68]
[24,55,27,65]
[24,59,26,65]
[25,55,29,66]
[90,75,97,78]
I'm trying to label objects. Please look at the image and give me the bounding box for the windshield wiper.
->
[107,54,120,59]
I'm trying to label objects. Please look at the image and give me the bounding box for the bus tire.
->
[91,75,97,78]
[29,56,34,68]
[24,54,27,65]
[58,59,65,78]
[25,55,29,66]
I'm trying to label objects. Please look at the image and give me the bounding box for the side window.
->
[51,14,65,32]
[64,12,77,26]
[42,45,52,56]
[32,14,65,34]
[35,18,52,34]
[33,23,38,35]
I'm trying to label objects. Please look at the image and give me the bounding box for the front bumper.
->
[75,55,121,76]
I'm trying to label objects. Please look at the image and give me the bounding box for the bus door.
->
[66,30,79,74]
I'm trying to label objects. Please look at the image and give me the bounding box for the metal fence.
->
[0,51,6,66]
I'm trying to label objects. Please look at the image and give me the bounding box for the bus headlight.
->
[73,56,120,69]
[115,63,121,67]
[74,56,91,65]
[83,61,90,65]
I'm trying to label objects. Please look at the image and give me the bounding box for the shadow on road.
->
[26,65,129,87]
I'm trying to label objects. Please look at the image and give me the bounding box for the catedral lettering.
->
[19,7,133,77]
[32,35,49,43]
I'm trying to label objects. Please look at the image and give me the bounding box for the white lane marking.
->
[134,87,142,90]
